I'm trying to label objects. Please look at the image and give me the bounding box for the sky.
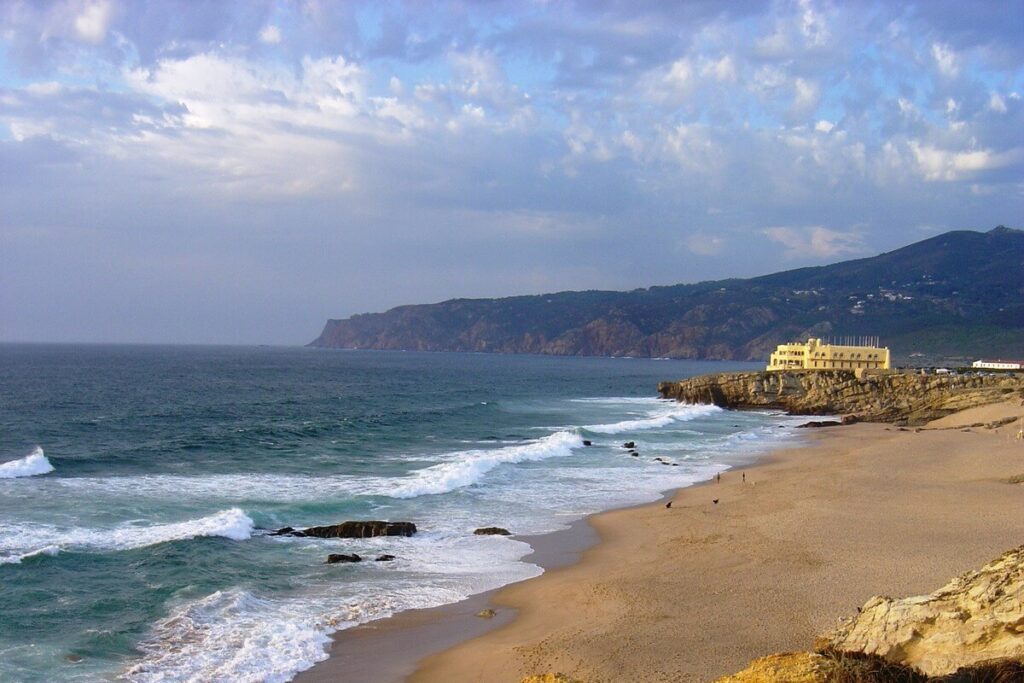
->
[1,1,1022,345]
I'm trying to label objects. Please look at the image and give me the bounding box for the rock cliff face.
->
[657,371,1024,425]
[823,545,1024,677]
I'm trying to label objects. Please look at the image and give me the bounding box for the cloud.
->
[259,24,281,44]
[762,226,867,259]
[931,42,959,77]
[0,0,1022,343]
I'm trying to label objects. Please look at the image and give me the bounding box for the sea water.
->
[0,345,805,682]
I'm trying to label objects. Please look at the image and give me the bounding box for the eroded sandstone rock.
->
[822,545,1024,677]
[713,652,832,683]
[519,674,582,683]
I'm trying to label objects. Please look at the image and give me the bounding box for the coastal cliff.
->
[311,227,1024,360]
[657,371,1024,425]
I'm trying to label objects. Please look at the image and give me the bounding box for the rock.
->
[822,544,1024,677]
[269,526,295,536]
[64,654,83,664]
[282,521,417,538]
[630,452,639,457]
[713,652,832,683]
[375,555,396,562]
[657,371,1024,425]
[796,420,843,428]
[476,608,496,618]
[326,553,361,564]
[474,527,511,536]
[582,440,592,446]
[520,674,583,683]
[623,441,636,449]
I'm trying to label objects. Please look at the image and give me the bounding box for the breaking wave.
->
[0,447,54,478]
[583,403,721,434]
[0,508,253,565]
[387,430,583,498]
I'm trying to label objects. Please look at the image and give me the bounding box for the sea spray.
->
[0,447,54,479]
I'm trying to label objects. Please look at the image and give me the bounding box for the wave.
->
[0,508,253,564]
[387,430,583,498]
[0,447,54,478]
[583,403,721,434]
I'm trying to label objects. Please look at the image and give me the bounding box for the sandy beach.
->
[391,400,1024,683]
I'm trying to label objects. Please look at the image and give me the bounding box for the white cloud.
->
[258,25,282,44]
[665,58,694,89]
[762,226,866,259]
[931,42,959,77]
[73,0,113,44]
[700,55,737,83]
[909,142,1007,181]
[793,77,820,116]
[989,93,1007,113]
[814,119,834,133]
[799,0,830,47]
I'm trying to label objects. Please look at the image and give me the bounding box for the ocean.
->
[0,345,803,682]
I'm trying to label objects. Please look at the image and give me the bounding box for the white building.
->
[972,359,1023,370]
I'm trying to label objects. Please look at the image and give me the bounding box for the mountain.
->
[310,227,1024,361]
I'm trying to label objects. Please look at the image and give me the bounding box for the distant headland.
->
[310,227,1023,361]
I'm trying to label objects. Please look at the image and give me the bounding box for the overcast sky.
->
[1,1,1021,344]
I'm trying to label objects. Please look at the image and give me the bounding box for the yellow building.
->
[767,337,890,371]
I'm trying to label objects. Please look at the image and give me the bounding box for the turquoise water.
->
[0,345,800,682]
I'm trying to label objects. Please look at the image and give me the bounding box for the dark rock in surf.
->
[270,526,295,536]
[796,420,843,428]
[283,521,417,539]
[326,553,362,564]
[375,555,396,562]
[474,527,512,536]
[623,441,636,449]
[583,440,592,446]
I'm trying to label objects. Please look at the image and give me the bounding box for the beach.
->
[303,399,1024,683]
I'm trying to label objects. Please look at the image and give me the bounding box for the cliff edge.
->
[657,371,1024,425]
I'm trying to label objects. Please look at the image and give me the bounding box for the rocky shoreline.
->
[657,370,1024,425]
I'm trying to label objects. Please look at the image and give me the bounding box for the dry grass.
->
[816,649,1024,682]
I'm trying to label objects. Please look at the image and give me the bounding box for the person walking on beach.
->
[742,472,746,483]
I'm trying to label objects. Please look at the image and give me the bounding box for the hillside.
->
[310,227,1024,361]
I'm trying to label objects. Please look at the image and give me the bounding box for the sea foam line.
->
[386,430,583,498]
[583,402,721,434]
[0,446,54,479]
[0,508,254,565]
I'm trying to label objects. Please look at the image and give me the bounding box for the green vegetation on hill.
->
[311,227,1024,361]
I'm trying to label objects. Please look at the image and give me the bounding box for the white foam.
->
[0,447,54,478]
[584,403,721,434]
[0,545,60,565]
[0,508,253,564]
[387,430,583,498]
[124,533,540,683]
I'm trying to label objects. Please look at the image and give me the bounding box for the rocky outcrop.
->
[658,371,1024,425]
[275,521,417,538]
[519,675,582,683]
[714,652,833,683]
[474,527,511,536]
[822,545,1024,677]
[717,545,1024,681]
